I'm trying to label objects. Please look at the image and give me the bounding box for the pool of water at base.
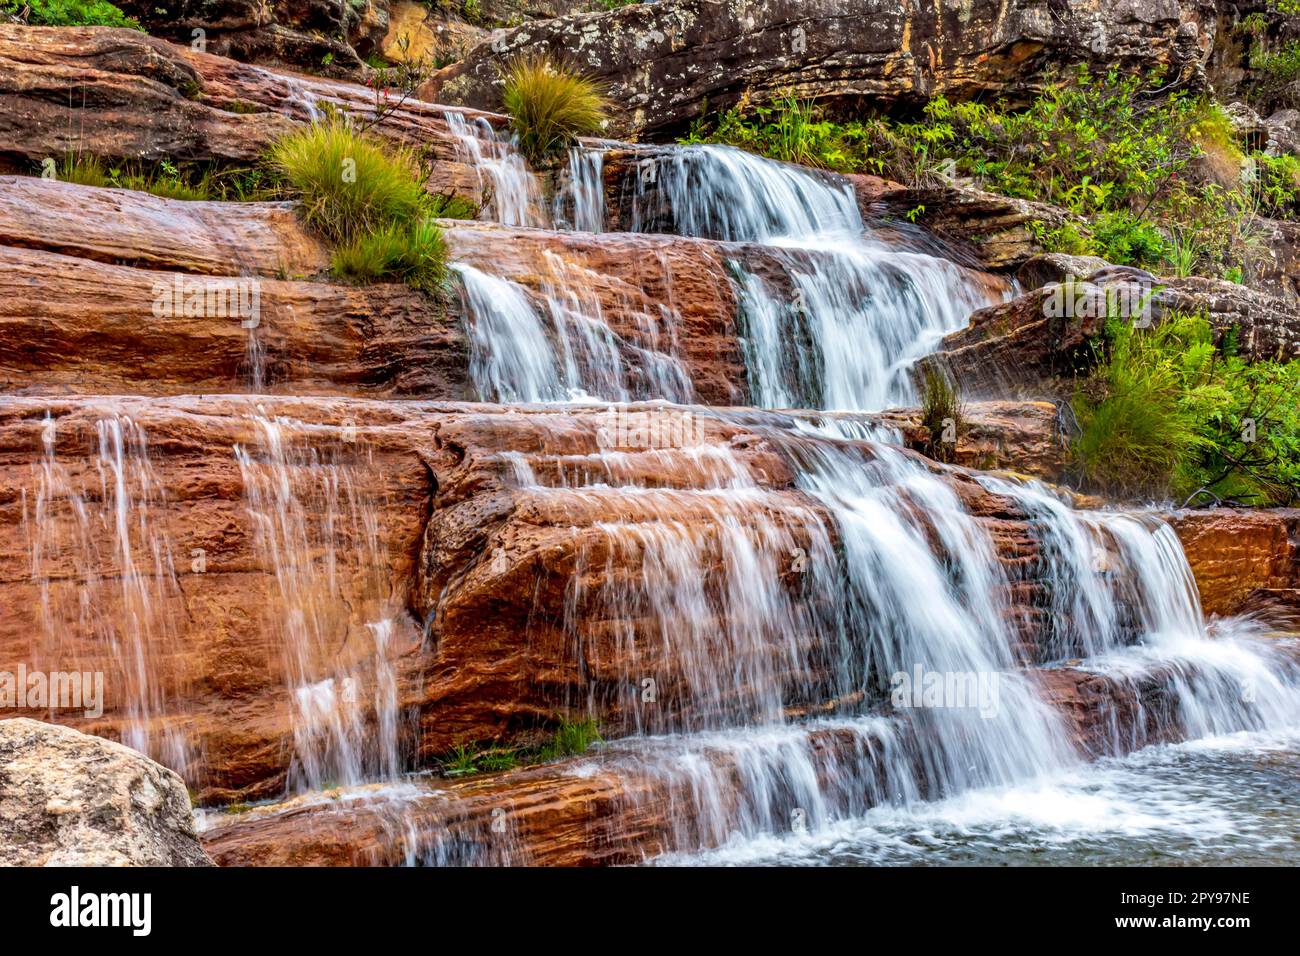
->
[653,729,1300,866]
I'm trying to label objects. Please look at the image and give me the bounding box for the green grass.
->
[1,0,139,27]
[46,154,280,202]
[330,218,448,292]
[267,116,429,243]
[437,715,603,779]
[441,743,519,777]
[500,55,608,165]
[1072,313,1300,504]
[268,116,450,291]
[54,152,110,189]
[537,716,602,761]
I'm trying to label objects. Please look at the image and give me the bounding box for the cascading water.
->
[617,144,1006,409]
[443,111,547,228]
[20,410,194,775]
[175,130,1294,865]
[453,255,694,404]
[510,415,1300,863]
[234,413,406,792]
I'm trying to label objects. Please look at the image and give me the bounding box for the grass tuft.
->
[500,55,608,165]
[920,367,963,464]
[330,218,448,292]
[267,115,429,243]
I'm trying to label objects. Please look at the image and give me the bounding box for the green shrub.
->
[267,116,428,243]
[1091,210,1169,269]
[1073,313,1300,504]
[500,56,608,164]
[330,218,448,292]
[2,0,139,27]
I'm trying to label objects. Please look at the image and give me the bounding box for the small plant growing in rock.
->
[500,55,608,165]
[920,367,963,464]
[537,715,602,760]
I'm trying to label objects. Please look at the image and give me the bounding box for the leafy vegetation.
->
[1073,313,1300,505]
[500,55,608,165]
[1,0,139,28]
[268,115,451,291]
[686,70,1298,279]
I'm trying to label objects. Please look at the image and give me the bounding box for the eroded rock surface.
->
[427,0,1218,138]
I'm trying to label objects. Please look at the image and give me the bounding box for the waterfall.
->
[20,410,193,775]
[443,111,547,228]
[453,258,694,404]
[480,411,1300,859]
[626,144,1007,410]
[554,146,607,233]
[234,414,405,793]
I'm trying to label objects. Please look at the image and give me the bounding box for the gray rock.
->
[426,0,1218,137]
[0,719,212,867]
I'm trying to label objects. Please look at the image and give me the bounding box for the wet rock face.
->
[0,718,213,866]
[1169,509,1300,618]
[0,395,1080,802]
[426,0,1218,138]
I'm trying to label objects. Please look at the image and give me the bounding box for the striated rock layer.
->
[0,394,1289,805]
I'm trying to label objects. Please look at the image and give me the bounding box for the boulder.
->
[0,718,212,866]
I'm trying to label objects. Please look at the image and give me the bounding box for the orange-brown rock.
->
[445,222,748,405]
[0,394,1079,802]
[0,244,470,398]
[0,25,497,201]
[1168,509,1300,617]
[200,659,1213,867]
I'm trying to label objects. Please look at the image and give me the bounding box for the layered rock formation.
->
[0,718,213,866]
[200,655,1229,866]
[922,266,1300,397]
[427,0,1218,138]
[0,25,496,201]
